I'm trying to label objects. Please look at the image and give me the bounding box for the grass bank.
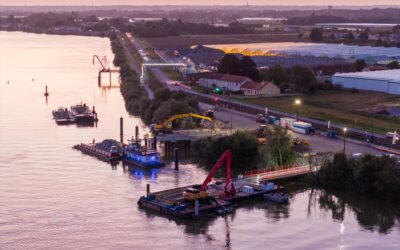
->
[236,90,400,134]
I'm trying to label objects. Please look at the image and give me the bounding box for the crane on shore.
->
[92,55,119,87]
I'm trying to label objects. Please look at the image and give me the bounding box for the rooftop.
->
[218,74,251,83]
[241,81,268,90]
[334,69,400,83]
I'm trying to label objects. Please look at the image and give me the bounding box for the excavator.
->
[150,113,213,134]
[183,150,236,200]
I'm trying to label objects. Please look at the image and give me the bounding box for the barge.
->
[71,103,95,123]
[52,107,75,125]
[138,150,283,219]
[73,139,122,162]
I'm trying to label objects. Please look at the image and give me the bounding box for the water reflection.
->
[309,188,400,234]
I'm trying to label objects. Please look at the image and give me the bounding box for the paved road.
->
[122,33,155,99]
[125,33,393,156]
[199,103,389,156]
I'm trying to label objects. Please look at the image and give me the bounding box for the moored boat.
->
[263,192,289,204]
[122,139,165,168]
[70,103,95,123]
[52,107,75,125]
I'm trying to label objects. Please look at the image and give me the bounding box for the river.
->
[0,31,399,249]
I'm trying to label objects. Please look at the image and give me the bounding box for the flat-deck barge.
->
[73,142,121,162]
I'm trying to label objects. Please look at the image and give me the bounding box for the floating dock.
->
[138,178,283,219]
[73,143,121,162]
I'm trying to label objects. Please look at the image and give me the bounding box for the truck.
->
[292,122,315,135]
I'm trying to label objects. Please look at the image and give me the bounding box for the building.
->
[240,81,280,96]
[237,17,287,25]
[332,69,400,95]
[198,74,253,92]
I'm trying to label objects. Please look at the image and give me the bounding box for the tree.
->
[345,31,355,40]
[239,56,259,80]
[310,28,323,42]
[355,59,367,72]
[387,61,400,69]
[263,126,296,166]
[260,64,288,86]
[290,65,317,93]
[217,53,241,75]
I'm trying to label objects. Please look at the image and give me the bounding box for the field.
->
[237,90,400,134]
[144,33,302,49]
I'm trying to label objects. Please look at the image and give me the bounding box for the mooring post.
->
[109,71,112,86]
[120,117,124,144]
[153,136,157,150]
[92,106,96,114]
[44,85,49,96]
[135,126,139,141]
[174,147,179,171]
[194,200,200,217]
[98,71,101,87]
[144,138,148,147]
[146,184,150,195]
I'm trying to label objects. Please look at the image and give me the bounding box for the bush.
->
[192,130,260,174]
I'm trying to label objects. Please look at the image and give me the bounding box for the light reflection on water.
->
[0,31,399,249]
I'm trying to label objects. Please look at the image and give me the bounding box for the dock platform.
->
[73,143,121,162]
[138,178,283,219]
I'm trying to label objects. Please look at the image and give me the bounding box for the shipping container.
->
[293,122,315,135]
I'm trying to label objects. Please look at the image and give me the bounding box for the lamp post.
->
[294,99,301,121]
[343,127,347,154]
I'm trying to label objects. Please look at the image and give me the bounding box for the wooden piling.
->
[98,71,101,87]
[146,184,150,195]
[135,126,139,141]
[44,85,49,96]
[153,136,157,150]
[194,200,200,217]
[120,117,124,143]
[174,147,179,171]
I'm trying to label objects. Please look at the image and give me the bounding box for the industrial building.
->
[332,69,400,95]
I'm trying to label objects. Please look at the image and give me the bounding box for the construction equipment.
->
[256,114,267,123]
[293,137,310,147]
[183,150,236,200]
[151,113,212,134]
[256,125,268,144]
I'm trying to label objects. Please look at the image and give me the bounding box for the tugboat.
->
[70,103,95,123]
[52,107,75,125]
[122,139,165,168]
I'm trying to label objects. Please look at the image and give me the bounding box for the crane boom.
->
[165,113,212,123]
[200,150,235,196]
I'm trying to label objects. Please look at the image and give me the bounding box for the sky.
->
[0,0,398,6]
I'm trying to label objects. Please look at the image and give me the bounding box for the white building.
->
[332,69,400,95]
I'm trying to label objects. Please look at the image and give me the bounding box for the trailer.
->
[293,122,315,135]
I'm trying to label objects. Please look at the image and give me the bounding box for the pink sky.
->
[0,0,396,6]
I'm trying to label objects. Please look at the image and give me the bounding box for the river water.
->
[0,31,399,249]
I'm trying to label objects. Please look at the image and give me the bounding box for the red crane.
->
[200,149,236,197]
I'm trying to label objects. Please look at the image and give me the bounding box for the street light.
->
[343,127,347,154]
[294,99,301,121]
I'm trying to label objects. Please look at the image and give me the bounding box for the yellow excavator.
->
[150,113,213,134]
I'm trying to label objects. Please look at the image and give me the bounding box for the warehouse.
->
[332,69,400,95]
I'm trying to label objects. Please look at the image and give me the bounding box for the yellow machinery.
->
[293,137,311,147]
[151,113,212,134]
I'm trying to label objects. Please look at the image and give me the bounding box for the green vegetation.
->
[309,28,323,42]
[192,131,260,174]
[111,36,199,125]
[218,54,259,81]
[193,127,296,173]
[314,153,400,203]
[130,19,253,37]
[236,91,400,134]
[262,126,296,167]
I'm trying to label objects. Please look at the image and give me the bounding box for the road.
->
[125,32,394,157]
[122,33,155,99]
[199,103,389,156]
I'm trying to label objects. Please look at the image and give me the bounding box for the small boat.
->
[122,139,165,168]
[70,103,95,123]
[263,192,289,204]
[52,107,75,125]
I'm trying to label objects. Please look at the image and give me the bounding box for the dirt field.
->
[237,90,400,134]
[144,33,302,49]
